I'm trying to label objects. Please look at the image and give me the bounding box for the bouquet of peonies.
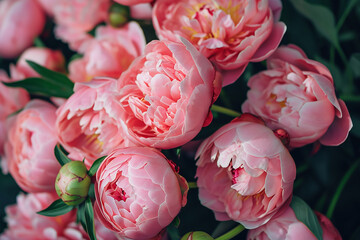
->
[0,0,359,239]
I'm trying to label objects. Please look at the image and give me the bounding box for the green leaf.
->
[290,196,323,240]
[84,198,97,240]
[290,0,339,48]
[77,203,87,232]
[350,53,360,78]
[3,77,73,98]
[88,183,95,199]
[37,199,74,217]
[54,144,71,166]
[88,156,106,177]
[26,60,73,88]
[167,217,181,240]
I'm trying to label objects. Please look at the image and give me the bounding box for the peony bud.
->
[181,232,214,240]
[55,161,91,206]
[109,3,129,27]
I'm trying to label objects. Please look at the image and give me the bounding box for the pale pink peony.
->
[69,22,146,83]
[195,114,296,229]
[3,100,60,193]
[0,192,75,240]
[56,78,136,166]
[54,26,94,53]
[247,207,342,240]
[0,0,45,58]
[59,219,120,240]
[117,39,221,149]
[130,3,153,20]
[52,0,110,32]
[114,0,153,6]
[242,44,353,148]
[153,0,286,86]
[9,47,65,81]
[51,0,111,52]
[0,71,30,156]
[94,147,188,239]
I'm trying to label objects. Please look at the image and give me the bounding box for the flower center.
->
[106,172,128,202]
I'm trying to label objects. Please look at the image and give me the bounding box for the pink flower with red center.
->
[153,0,286,86]
[195,114,296,229]
[242,44,353,148]
[95,147,188,239]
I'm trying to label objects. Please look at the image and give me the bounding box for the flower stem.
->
[326,160,360,219]
[211,105,241,118]
[188,182,198,189]
[214,225,245,240]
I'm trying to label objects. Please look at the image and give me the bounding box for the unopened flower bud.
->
[109,3,129,27]
[181,231,214,240]
[55,161,91,206]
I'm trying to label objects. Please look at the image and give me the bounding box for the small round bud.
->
[55,161,91,206]
[181,231,214,240]
[273,128,290,147]
[109,3,129,27]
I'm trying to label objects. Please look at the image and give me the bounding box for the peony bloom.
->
[56,78,135,166]
[94,147,188,239]
[0,192,75,240]
[117,39,221,149]
[9,47,65,81]
[195,114,296,229]
[3,100,60,193]
[49,0,111,52]
[153,0,286,86]
[69,22,146,83]
[247,207,342,240]
[130,3,153,20]
[114,0,153,6]
[242,44,352,148]
[0,0,45,58]
[0,71,30,156]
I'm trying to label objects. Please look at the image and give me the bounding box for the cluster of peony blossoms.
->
[0,0,352,239]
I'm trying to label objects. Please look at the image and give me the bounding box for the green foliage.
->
[290,0,339,48]
[37,199,74,217]
[2,60,74,98]
[54,144,71,166]
[290,196,323,240]
[88,156,107,177]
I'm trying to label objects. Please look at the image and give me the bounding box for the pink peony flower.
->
[94,147,188,239]
[50,0,111,52]
[52,0,110,32]
[0,0,46,58]
[242,44,353,148]
[130,3,153,20]
[56,78,135,166]
[247,207,342,240]
[0,71,30,156]
[59,219,120,240]
[0,192,75,240]
[69,22,146,83]
[114,0,153,6]
[3,100,60,193]
[9,47,65,81]
[195,114,296,229]
[117,39,222,149]
[153,0,286,86]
